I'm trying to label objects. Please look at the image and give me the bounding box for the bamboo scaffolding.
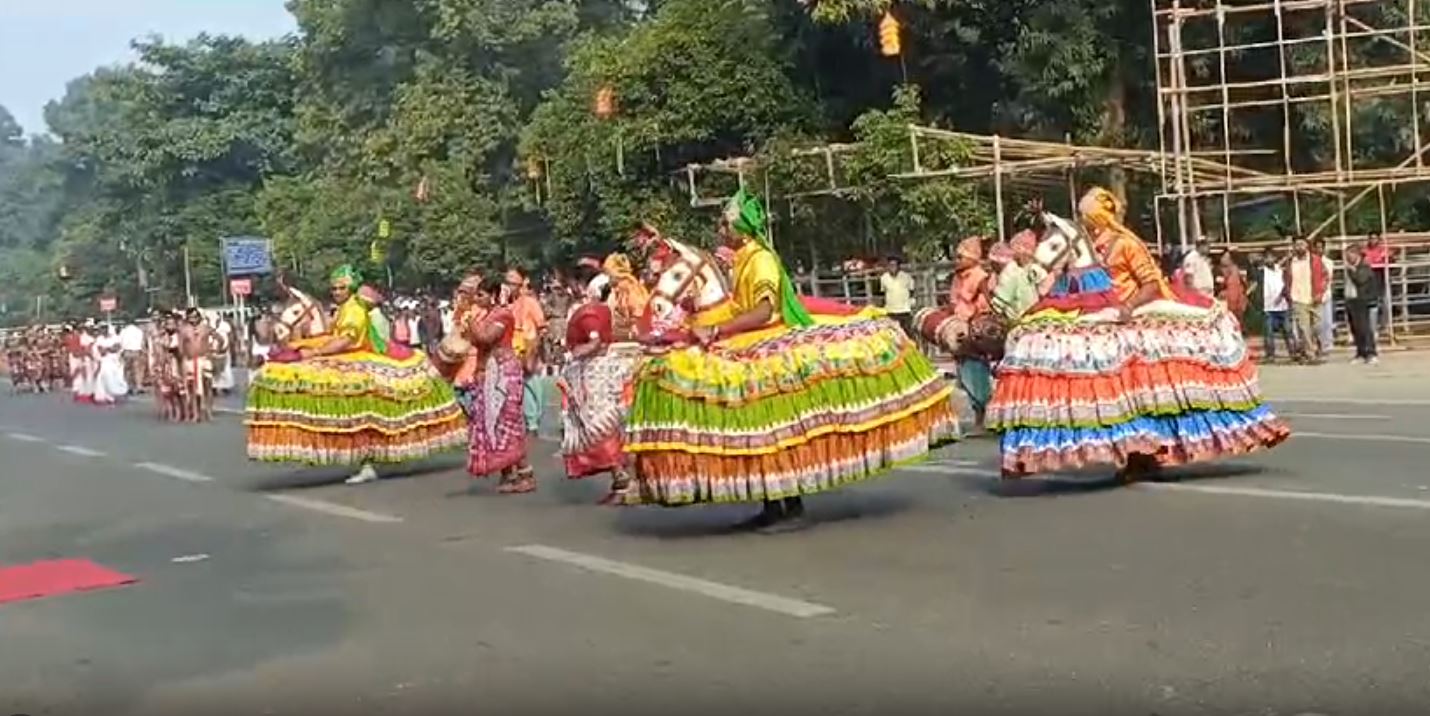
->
[1154,0,1379,21]
[1153,0,1430,253]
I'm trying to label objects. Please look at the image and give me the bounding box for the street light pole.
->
[183,242,194,308]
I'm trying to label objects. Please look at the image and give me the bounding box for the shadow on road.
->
[244,455,465,493]
[985,461,1274,499]
[607,490,916,540]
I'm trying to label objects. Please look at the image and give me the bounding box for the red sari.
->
[465,308,527,477]
[1219,264,1248,326]
[558,302,640,478]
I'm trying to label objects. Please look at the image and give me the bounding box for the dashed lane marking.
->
[265,494,404,524]
[134,462,215,483]
[1295,431,1430,445]
[1276,397,1430,406]
[5,432,44,443]
[505,544,836,619]
[56,445,106,457]
[1138,482,1430,511]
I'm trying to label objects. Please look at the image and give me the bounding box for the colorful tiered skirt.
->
[988,284,1290,477]
[622,316,960,506]
[246,351,467,465]
[559,343,642,478]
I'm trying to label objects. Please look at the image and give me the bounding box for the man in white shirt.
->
[1181,237,1216,295]
[1258,250,1292,361]
[118,321,147,393]
[879,255,916,337]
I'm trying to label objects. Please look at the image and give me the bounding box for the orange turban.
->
[956,236,984,261]
[603,253,636,282]
[1078,187,1125,234]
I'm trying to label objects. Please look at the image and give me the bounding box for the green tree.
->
[523,0,815,255]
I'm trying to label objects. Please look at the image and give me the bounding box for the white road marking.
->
[55,444,105,457]
[932,458,986,467]
[901,464,1001,476]
[1276,396,1430,406]
[505,544,836,619]
[135,462,215,483]
[1295,431,1430,445]
[214,407,243,415]
[265,494,404,524]
[171,553,210,564]
[1139,482,1430,511]
[5,432,44,443]
[1281,413,1389,420]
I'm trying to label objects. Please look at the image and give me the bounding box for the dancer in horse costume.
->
[988,188,1290,481]
[245,265,467,484]
[623,190,960,532]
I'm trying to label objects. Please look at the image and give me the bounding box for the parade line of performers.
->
[3,308,237,419]
[3,187,1291,533]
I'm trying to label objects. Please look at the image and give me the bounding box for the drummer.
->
[949,237,995,433]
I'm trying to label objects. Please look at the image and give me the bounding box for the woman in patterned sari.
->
[463,276,535,494]
[558,275,642,503]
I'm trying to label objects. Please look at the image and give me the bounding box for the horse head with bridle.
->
[272,280,331,345]
[1033,211,1101,275]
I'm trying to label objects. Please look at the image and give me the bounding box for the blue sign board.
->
[222,236,273,276]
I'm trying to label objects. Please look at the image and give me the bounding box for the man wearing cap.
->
[992,229,1045,321]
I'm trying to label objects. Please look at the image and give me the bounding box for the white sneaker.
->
[1368,356,1380,366]
[345,464,380,485]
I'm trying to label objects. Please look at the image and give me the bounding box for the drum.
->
[915,306,967,354]
[433,334,472,381]
[915,306,1005,362]
[960,311,1008,362]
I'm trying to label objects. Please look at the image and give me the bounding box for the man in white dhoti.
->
[92,325,129,405]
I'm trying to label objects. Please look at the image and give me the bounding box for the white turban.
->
[586,273,611,298]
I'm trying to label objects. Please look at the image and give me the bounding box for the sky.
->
[0,0,296,137]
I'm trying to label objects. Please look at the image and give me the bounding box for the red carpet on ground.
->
[0,558,137,605]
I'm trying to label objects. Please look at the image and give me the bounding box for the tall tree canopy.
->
[0,0,1425,325]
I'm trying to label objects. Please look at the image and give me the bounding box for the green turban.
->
[329,264,363,289]
[723,189,813,328]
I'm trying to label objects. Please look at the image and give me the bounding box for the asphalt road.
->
[4,365,1430,716]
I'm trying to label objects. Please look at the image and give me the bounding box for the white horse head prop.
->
[648,236,731,326]
[274,286,329,344]
[1033,211,1099,273]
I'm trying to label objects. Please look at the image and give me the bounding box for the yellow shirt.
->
[732,241,783,326]
[332,297,373,352]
